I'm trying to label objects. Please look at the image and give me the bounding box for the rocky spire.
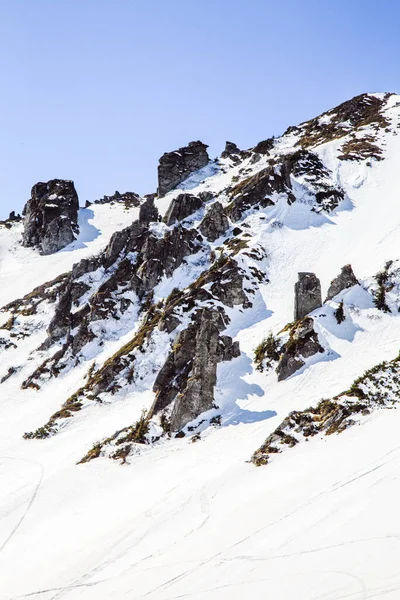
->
[22,179,79,255]
[294,272,322,320]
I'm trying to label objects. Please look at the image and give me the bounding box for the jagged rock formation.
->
[199,201,229,241]
[22,250,255,440]
[8,211,21,222]
[85,190,140,208]
[289,93,393,153]
[226,164,291,222]
[22,179,79,255]
[225,149,344,223]
[3,90,400,600]
[152,307,240,431]
[294,272,322,320]
[252,138,275,154]
[157,141,209,197]
[163,193,203,226]
[18,204,205,391]
[0,90,396,464]
[139,194,159,224]
[252,353,400,466]
[221,141,241,159]
[276,317,324,381]
[326,264,358,301]
[0,211,22,229]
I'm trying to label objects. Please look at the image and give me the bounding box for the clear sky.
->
[0,0,399,218]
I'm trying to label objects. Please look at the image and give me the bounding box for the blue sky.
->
[0,0,399,218]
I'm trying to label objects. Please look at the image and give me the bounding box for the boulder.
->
[163,193,203,226]
[294,272,322,320]
[157,141,209,197]
[326,264,358,301]
[199,201,229,241]
[276,317,324,381]
[22,179,79,255]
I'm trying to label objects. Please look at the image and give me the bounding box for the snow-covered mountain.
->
[1,92,400,599]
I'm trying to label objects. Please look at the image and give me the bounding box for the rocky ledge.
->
[158,141,209,197]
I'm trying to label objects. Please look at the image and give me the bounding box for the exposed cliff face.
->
[22,179,79,255]
[152,307,240,432]
[157,141,209,197]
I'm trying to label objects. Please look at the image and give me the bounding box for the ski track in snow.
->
[0,457,44,555]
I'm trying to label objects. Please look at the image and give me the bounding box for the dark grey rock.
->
[157,141,209,197]
[89,190,140,207]
[252,138,275,154]
[226,164,293,222]
[47,283,73,341]
[326,264,358,301]
[276,317,324,381]
[294,272,322,320]
[22,179,79,255]
[8,211,21,221]
[221,141,241,159]
[198,191,214,203]
[163,193,203,226]
[139,194,159,225]
[199,201,229,241]
[152,308,240,431]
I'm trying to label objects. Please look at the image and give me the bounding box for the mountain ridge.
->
[1,91,400,599]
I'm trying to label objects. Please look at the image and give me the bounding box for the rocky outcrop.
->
[221,141,241,159]
[86,191,140,208]
[0,211,22,229]
[139,195,159,225]
[199,201,229,241]
[252,138,275,154]
[294,93,392,150]
[294,272,322,320]
[157,141,209,197]
[163,193,203,226]
[23,250,255,440]
[252,352,400,466]
[226,163,294,222]
[276,317,324,381]
[43,221,202,350]
[152,307,240,431]
[326,264,358,301]
[22,180,79,255]
[224,149,344,223]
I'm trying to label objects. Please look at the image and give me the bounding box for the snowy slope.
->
[0,202,140,306]
[1,92,400,600]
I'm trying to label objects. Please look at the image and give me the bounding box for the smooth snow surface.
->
[1,94,400,599]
